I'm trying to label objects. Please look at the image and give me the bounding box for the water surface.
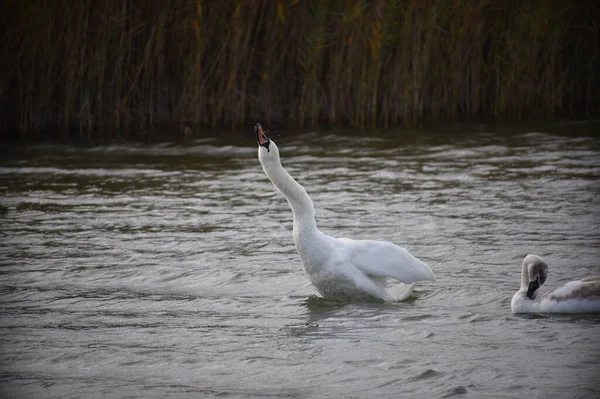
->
[1,127,599,398]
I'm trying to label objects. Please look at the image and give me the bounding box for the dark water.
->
[1,127,599,398]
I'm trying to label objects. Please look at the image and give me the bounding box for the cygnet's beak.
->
[526,278,540,299]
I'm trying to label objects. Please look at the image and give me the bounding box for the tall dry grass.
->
[1,0,598,138]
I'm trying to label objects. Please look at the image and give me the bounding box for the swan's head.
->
[255,123,280,164]
[521,254,548,299]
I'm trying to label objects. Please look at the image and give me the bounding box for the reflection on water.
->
[1,126,599,398]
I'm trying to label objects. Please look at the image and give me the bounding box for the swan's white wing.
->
[540,278,600,312]
[513,278,600,314]
[549,278,600,300]
[539,288,600,313]
[337,238,435,283]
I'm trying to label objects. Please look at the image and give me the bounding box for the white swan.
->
[511,254,600,313]
[255,123,435,301]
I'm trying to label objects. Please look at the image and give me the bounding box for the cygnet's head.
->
[522,254,548,299]
[255,123,280,164]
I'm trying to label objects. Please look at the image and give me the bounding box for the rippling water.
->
[1,127,599,398]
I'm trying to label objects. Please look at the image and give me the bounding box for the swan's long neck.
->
[519,263,529,291]
[260,154,317,232]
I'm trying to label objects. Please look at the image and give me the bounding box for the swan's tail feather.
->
[389,282,416,301]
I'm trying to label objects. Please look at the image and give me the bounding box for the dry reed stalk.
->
[0,0,598,138]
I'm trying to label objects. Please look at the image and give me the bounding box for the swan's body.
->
[255,123,435,301]
[511,254,600,313]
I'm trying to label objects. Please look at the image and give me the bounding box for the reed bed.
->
[1,0,598,138]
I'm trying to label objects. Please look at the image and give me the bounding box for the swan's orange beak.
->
[255,123,270,151]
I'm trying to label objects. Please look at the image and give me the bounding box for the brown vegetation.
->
[1,0,598,138]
